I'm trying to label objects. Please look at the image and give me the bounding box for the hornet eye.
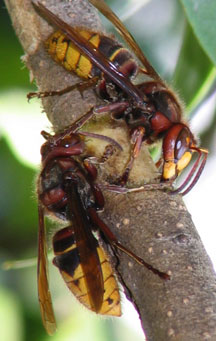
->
[175,127,191,162]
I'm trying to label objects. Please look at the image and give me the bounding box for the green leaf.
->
[173,22,214,110]
[179,0,216,67]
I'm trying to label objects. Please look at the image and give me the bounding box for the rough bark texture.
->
[5,0,216,340]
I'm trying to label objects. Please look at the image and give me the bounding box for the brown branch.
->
[5,0,216,340]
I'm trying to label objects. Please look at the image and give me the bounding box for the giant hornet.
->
[37,110,169,335]
[30,0,208,195]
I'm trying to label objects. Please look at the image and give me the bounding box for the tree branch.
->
[5,0,216,339]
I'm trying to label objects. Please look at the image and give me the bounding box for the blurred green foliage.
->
[0,0,215,340]
[0,0,31,89]
[180,0,216,66]
[173,23,213,108]
[0,138,38,252]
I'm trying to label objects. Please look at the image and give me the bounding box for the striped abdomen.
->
[46,29,137,80]
[53,226,121,316]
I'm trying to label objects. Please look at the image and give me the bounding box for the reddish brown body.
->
[33,1,208,195]
[37,111,169,335]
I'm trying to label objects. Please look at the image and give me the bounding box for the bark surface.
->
[5,0,216,340]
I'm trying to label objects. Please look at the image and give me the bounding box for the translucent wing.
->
[37,205,56,335]
[89,0,164,83]
[53,226,121,316]
[34,2,146,105]
[65,181,105,312]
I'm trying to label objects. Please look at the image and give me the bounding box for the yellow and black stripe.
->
[46,29,136,80]
[53,226,121,316]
